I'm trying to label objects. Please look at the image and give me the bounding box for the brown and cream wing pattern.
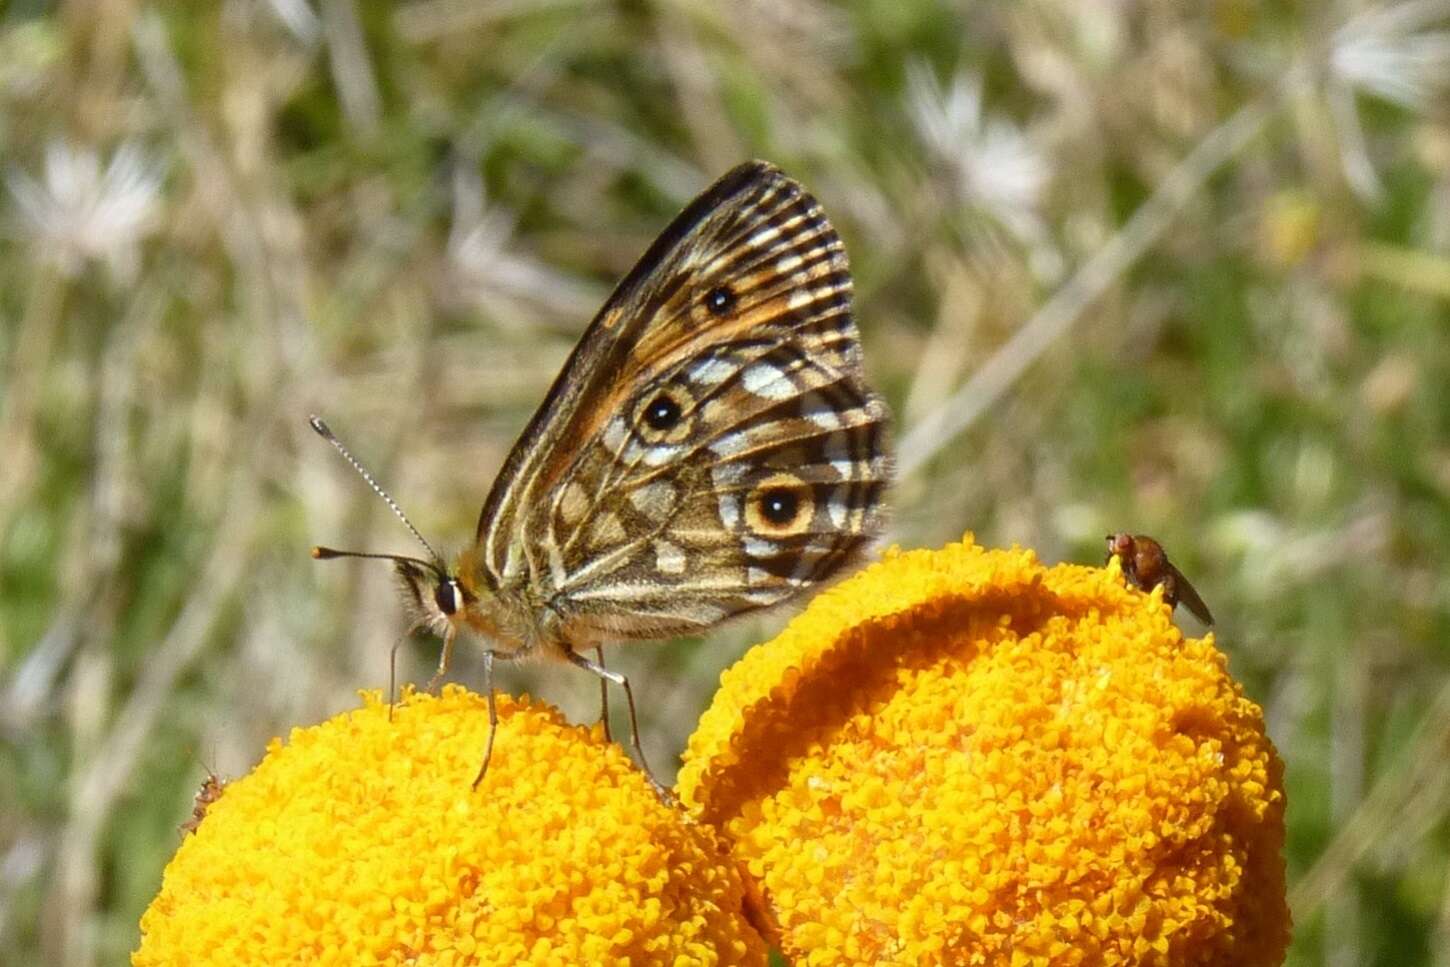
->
[472,161,890,642]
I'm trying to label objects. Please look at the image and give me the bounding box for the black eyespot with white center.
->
[644,394,682,432]
[634,384,695,444]
[760,488,799,526]
[744,472,815,537]
[704,285,736,316]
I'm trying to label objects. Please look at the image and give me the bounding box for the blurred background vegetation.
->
[0,0,1447,964]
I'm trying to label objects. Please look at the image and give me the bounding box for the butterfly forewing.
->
[469,161,890,644]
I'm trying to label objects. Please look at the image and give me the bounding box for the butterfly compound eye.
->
[704,285,736,316]
[435,579,461,616]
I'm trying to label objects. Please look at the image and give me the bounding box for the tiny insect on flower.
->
[1106,531,1214,625]
[178,771,226,837]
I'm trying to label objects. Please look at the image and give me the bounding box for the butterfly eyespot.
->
[644,395,682,432]
[760,488,799,525]
[704,285,736,316]
[633,385,694,444]
[745,472,815,536]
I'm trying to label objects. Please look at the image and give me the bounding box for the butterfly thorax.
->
[452,545,563,659]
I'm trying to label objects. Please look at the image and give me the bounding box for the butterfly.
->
[1106,532,1214,625]
[312,161,892,793]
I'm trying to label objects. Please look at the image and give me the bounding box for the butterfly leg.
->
[567,649,673,802]
[425,625,457,694]
[387,620,424,721]
[593,645,612,742]
[470,650,498,790]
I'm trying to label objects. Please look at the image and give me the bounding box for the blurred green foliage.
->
[1,1,1448,964]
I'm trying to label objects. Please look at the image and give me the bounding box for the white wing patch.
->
[742,362,795,400]
[688,357,736,385]
[628,479,677,519]
[709,431,751,457]
[717,494,740,529]
[653,540,687,575]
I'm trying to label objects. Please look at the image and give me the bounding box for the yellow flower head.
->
[679,538,1289,965]
[134,688,766,966]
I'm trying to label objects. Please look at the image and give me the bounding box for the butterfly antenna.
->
[308,415,442,565]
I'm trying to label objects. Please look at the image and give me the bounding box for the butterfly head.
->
[390,554,473,633]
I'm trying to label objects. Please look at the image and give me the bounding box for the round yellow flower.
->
[679,538,1290,965]
[135,687,767,966]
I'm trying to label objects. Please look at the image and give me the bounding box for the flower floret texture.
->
[678,537,1289,966]
[134,688,766,966]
